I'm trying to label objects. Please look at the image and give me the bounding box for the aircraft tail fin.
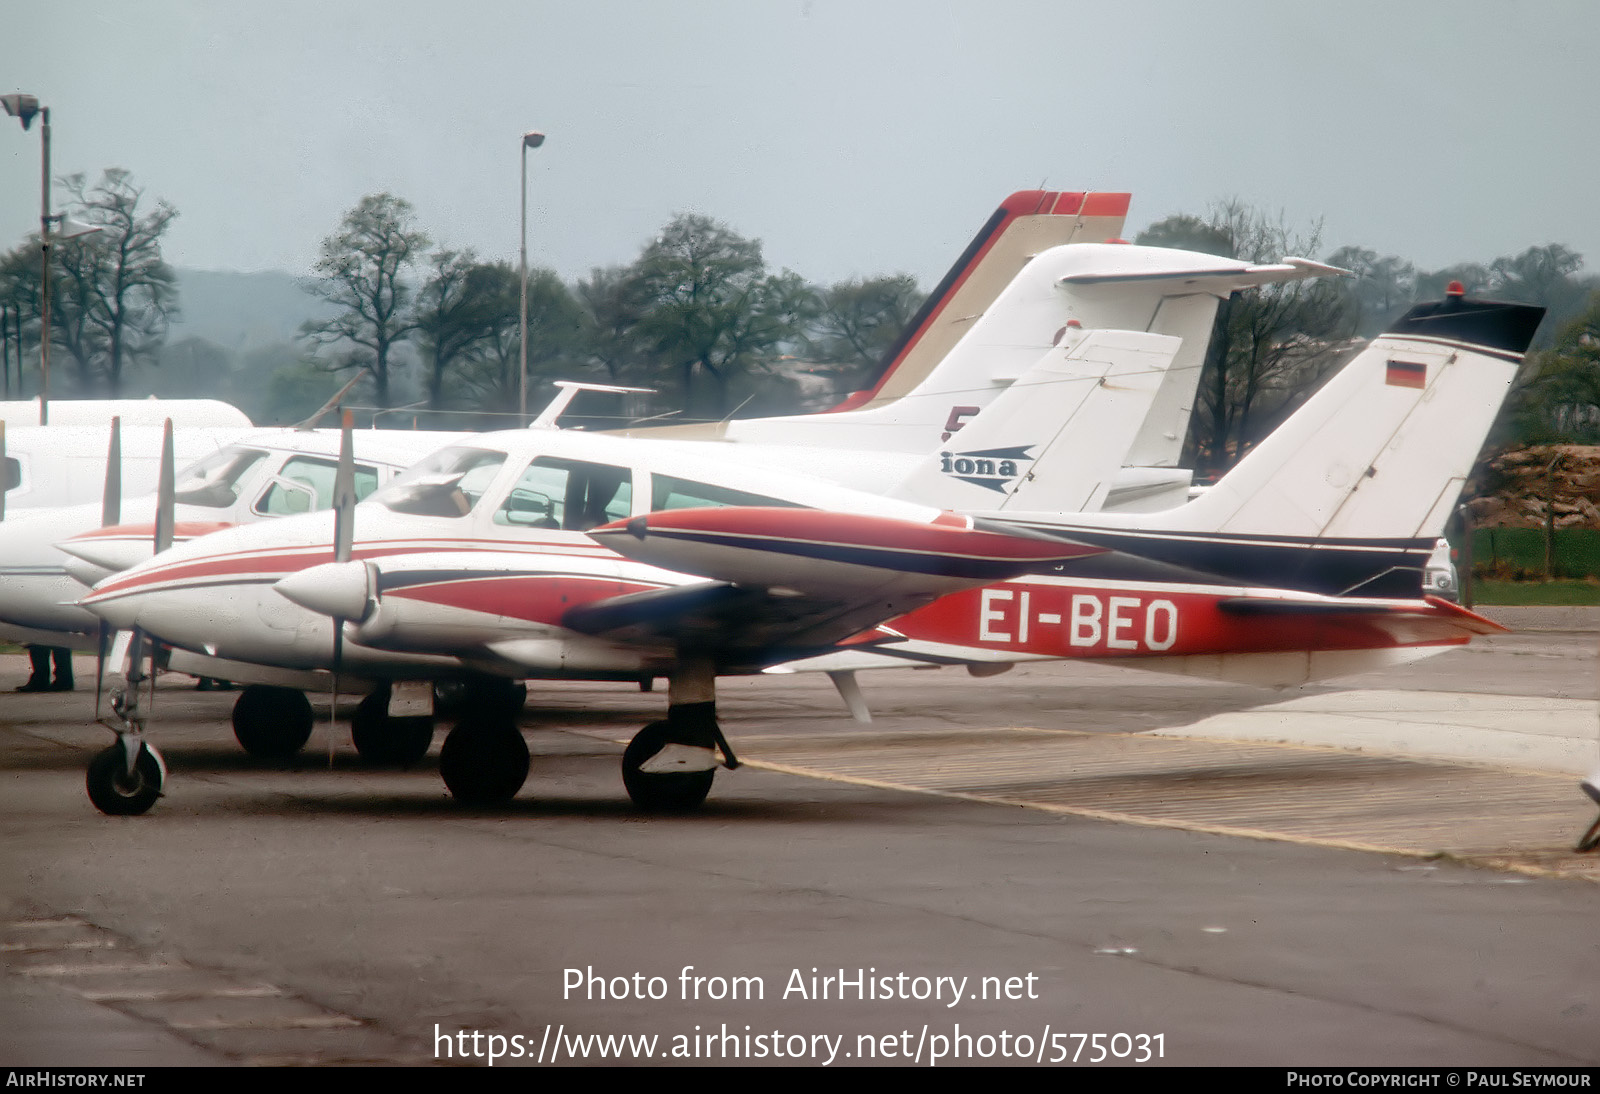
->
[889,329,1181,513]
[1160,294,1544,543]
[833,190,1132,412]
[988,293,1545,597]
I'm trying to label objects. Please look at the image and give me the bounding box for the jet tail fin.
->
[836,190,1132,412]
[889,329,1181,513]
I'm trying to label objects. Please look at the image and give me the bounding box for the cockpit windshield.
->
[374,446,508,518]
[172,447,270,509]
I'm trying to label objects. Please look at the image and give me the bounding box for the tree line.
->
[4,176,1600,470]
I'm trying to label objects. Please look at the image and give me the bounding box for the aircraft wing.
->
[1057,256,1347,292]
[573,506,1103,667]
[561,578,921,667]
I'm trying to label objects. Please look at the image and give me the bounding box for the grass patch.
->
[1466,579,1600,606]
[1472,527,1600,580]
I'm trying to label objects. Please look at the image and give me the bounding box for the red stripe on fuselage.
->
[84,535,616,601]
[71,521,235,541]
[387,574,662,626]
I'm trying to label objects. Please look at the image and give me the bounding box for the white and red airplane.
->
[77,288,1542,816]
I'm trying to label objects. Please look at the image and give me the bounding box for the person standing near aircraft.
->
[15,643,71,691]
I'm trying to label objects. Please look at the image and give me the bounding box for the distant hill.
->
[169,268,332,350]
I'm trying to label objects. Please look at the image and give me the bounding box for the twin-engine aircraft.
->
[77,287,1542,815]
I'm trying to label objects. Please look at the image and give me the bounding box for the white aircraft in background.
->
[0,423,257,518]
[0,397,251,430]
[0,399,254,515]
[0,425,470,654]
[614,240,1340,513]
[78,288,1540,816]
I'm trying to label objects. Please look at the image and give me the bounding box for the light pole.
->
[519,129,545,425]
[1,93,50,424]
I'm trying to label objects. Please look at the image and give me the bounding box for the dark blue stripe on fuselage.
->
[1004,524,1435,598]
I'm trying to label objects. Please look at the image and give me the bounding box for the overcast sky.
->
[3,1,1596,288]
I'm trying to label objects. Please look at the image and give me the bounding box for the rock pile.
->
[1464,445,1600,529]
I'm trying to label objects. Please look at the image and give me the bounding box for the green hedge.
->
[1470,527,1600,581]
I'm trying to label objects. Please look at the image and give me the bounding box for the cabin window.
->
[649,474,798,512]
[495,457,633,531]
[173,447,270,508]
[253,456,380,516]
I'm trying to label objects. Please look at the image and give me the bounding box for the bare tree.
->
[1325,246,1417,337]
[302,193,429,408]
[50,170,179,395]
[1140,201,1355,474]
[0,243,42,398]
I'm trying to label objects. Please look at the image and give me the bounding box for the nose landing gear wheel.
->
[86,743,165,816]
[622,720,715,813]
[439,714,529,806]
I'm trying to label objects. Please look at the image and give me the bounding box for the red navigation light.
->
[1446,280,1466,297]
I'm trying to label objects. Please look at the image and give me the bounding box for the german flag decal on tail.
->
[1386,359,1427,388]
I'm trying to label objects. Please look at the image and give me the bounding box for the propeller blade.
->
[295,371,366,430]
[328,623,341,769]
[94,620,107,717]
[332,408,356,565]
[153,419,174,554]
[101,416,122,528]
[0,419,7,521]
[327,408,357,766]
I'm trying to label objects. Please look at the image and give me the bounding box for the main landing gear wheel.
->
[86,743,165,816]
[230,685,314,760]
[622,720,715,814]
[439,714,529,807]
[350,689,435,767]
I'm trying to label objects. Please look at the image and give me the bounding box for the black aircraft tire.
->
[86,744,163,816]
[350,690,435,767]
[621,720,715,814]
[231,685,315,760]
[439,716,529,807]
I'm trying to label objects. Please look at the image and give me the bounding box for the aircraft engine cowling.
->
[273,560,375,624]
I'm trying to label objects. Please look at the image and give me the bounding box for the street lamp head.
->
[522,130,545,149]
[0,93,41,131]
